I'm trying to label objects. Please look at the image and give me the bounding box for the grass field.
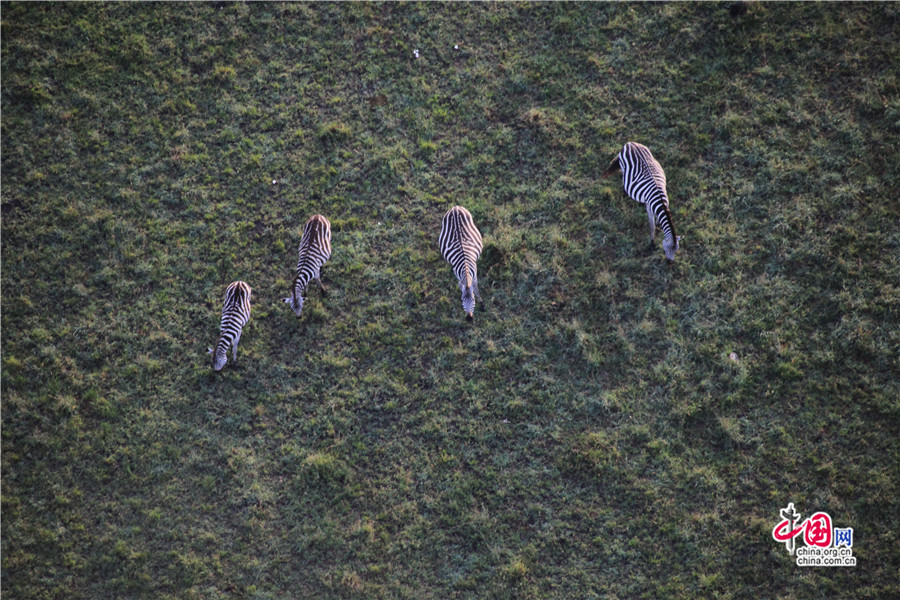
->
[2,2,899,598]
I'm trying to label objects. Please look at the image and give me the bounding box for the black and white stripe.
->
[283,214,332,318]
[208,281,252,371]
[439,206,483,321]
[602,142,683,262]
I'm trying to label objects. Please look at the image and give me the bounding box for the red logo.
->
[773,510,832,548]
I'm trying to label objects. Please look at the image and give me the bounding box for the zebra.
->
[207,281,252,371]
[283,214,332,318]
[602,142,683,262]
[439,205,483,321]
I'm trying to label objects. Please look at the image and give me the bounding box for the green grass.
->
[2,2,899,599]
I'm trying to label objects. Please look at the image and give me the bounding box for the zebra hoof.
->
[466,313,474,322]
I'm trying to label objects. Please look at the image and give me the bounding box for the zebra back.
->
[211,281,252,370]
[440,206,482,274]
[618,142,669,208]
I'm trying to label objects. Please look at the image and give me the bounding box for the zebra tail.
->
[601,156,620,179]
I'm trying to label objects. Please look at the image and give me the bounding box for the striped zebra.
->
[439,205,483,321]
[602,142,683,262]
[283,214,332,318]
[207,281,252,371]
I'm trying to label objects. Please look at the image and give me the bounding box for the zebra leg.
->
[232,331,242,362]
[646,204,656,246]
[316,277,328,296]
[474,280,483,305]
[314,266,328,296]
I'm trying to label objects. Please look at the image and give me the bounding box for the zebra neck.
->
[658,205,676,240]
[644,187,668,207]
[215,335,231,354]
[292,273,310,296]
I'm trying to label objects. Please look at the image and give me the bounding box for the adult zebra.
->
[284,214,332,318]
[602,142,683,262]
[439,205,483,321]
[208,281,252,371]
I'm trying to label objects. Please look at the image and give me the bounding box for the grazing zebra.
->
[283,214,332,318]
[439,205,483,321]
[602,142,683,262]
[207,281,252,371]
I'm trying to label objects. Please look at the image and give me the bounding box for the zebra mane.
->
[658,204,676,239]
[464,263,473,292]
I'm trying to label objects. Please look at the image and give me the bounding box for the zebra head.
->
[283,293,305,318]
[462,285,476,321]
[663,234,683,263]
[208,343,228,371]
[461,263,476,321]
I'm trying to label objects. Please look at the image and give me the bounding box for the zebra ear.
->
[207,347,213,355]
[283,297,291,304]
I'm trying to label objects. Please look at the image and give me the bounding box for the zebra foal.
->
[208,281,252,371]
[602,142,683,262]
[439,206,483,321]
[284,214,332,318]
